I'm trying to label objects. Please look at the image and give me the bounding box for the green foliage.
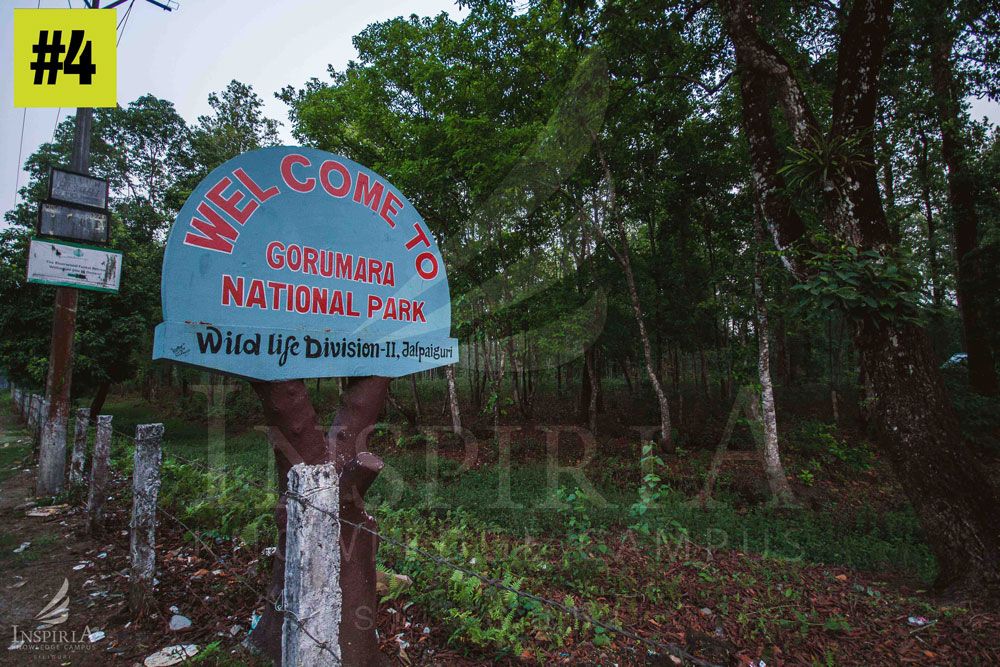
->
[158,458,276,545]
[552,486,608,568]
[940,365,1000,453]
[793,246,927,325]
[376,506,591,656]
[793,420,873,470]
[629,441,667,536]
[778,131,873,195]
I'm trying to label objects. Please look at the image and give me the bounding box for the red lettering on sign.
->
[184,202,239,253]
[286,245,302,271]
[368,259,383,284]
[387,298,400,320]
[412,300,426,322]
[266,242,284,269]
[405,223,431,250]
[311,287,328,314]
[416,252,438,279]
[347,291,360,317]
[206,177,257,225]
[367,294,382,318]
[246,279,267,309]
[352,259,368,283]
[353,173,385,216]
[319,250,334,277]
[221,275,243,306]
[267,281,286,310]
[303,247,319,275]
[280,154,315,192]
[336,252,352,278]
[291,285,306,313]
[330,290,345,316]
[379,191,403,227]
[383,262,395,287]
[319,160,351,198]
[233,168,279,203]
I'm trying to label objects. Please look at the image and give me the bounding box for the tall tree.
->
[719,0,1000,592]
[924,1,998,394]
[753,211,795,505]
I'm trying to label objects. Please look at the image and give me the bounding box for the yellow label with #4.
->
[13,9,117,108]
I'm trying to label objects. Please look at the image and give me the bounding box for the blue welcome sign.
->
[153,147,458,380]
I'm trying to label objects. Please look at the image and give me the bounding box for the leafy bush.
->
[158,458,276,545]
[375,507,595,657]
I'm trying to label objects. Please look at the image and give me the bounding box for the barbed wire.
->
[55,417,721,666]
[286,489,721,667]
[157,503,341,663]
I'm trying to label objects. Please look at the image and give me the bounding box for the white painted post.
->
[283,463,342,667]
[129,423,163,615]
[69,408,90,488]
[87,415,112,535]
[37,396,64,496]
[28,394,39,430]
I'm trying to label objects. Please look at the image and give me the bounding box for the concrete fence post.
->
[28,394,39,430]
[33,399,50,471]
[69,408,90,488]
[129,423,163,616]
[37,396,64,496]
[283,463,342,667]
[87,415,112,536]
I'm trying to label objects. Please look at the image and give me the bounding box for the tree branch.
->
[718,0,820,146]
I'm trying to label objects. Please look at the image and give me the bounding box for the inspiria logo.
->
[34,578,69,627]
[8,579,101,654]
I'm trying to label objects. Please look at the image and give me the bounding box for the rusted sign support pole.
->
[283,463,341,666]
[37,107,92,497]
[129,423,163,616]
[328,377,388,665]
[249,377,387,666]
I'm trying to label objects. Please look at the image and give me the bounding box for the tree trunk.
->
[928,16,998,395]
[578,349,594,424]
[754,223,795,505]
[409,374,422,423]
[916,127,944,308]
[882,142,900,242]
[89,380,112,422]
[445,364,462,435]
[591,150,672,451]
[721,0,1000,593]
[583,347,598,434]
[856,320,1000,593]
[491,347,506,436]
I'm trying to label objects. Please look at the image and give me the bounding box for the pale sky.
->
[0,0,468,218]
[2,1,998,221]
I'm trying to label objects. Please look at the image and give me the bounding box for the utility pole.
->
[35,0,98,496]
[36,0,174,496]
